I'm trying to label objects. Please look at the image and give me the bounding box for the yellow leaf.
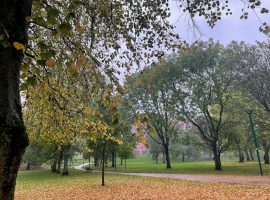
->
[75,23,84,34]
[116,85,125,94]
[13,42,25,52]
[45,58,56,68]
[69,65,80,73]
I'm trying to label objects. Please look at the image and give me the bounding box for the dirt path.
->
[74,164,270,186]
[107,172,270,186]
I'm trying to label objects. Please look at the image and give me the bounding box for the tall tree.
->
[126,64,182,169]
[0,1,180,197]
[0,1,32,198]
[169,41,237,170]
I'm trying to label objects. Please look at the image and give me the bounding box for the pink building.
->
[135,142,149,155]
[131,125,149,155]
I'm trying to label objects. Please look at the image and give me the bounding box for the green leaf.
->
[26,76,37,86]
[20,82,29,91]
[21,64,29,72]
[58,23,72,36]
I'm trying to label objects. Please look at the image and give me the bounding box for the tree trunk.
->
[120,158,123,165]
[249,149,254,160]
[261,140,270,164]
[62,145,70,176]
[164,144,171,169]
[182,154,185,162]
[0,1,32,198]
[237,146,244,163]
[51,160,57,173]
[105,152,108,168]
[156,152,159,164]
[125,156,127,169]
[94,156,99,167]
[26,162,31,170]
[244,147,250,161]
[111,152,115,167]
[57,149,63,174]
[114,153,117,170]
[162,148,165,163]
[101,146,105,186]
[212,146,221,170]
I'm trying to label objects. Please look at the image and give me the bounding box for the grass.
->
[98,155,270,176]
[15,169,270,199]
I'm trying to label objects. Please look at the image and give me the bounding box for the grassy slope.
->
[99,155,270,176]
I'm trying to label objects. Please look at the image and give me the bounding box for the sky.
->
[169,0,270,45]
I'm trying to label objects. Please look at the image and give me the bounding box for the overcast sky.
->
[169,0,270,45]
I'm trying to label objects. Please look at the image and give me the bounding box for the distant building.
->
[131,125,149,155]
[132,121,192,155]
[135,142,149,155]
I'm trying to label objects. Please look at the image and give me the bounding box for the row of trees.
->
[125,40,270,170]
[1,0,269,198]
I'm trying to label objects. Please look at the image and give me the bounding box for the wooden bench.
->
[85,166,93,173]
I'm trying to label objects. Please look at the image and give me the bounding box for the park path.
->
[74,164,270,186]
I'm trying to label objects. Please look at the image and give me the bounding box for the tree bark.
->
[94,156,99,167]
[56,149,63,174]
[164,144,171,169]
[244,147,250,161]
[62,145,70,176]
[182,154,185,162]
[120,158,123,165]
[111,152,115,167]
[212,146,221,170]
[51,160,57,173]
[237,146,244,163]
[249,149,254,160]
[101,146,105,186]
[162,148,165,163]
[114,153,117,170]
[261,140,270,164]
[26,162,31,170]
[0,1,32,198]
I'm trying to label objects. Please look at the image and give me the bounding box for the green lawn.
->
[98,155,270,176]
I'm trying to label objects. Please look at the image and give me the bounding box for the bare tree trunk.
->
[156,152,159,164]
[164,144,171,169]
[0,1,32,198]
[125,156,127,169]
[120,158,123,165]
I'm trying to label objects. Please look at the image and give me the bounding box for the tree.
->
[167,41,237,170]
[177,0,270,33]
[235,41,270,164]
[118,141,134,169]
[125,63,183,169]
[0,0,180,197]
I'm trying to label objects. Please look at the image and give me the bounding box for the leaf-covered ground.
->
[15,170,270,200]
